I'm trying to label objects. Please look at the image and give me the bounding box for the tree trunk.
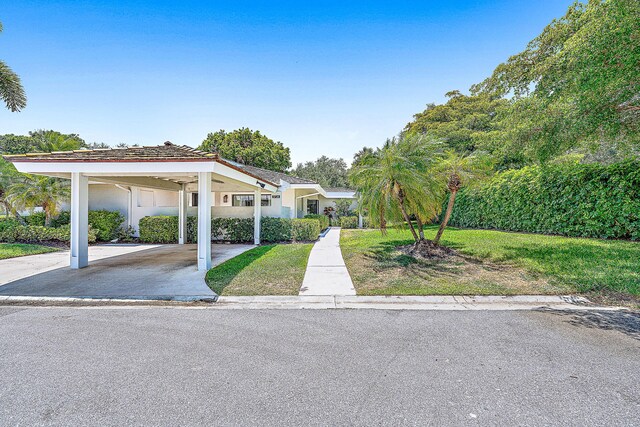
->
[44,205,51,228]
[434,190,457,245]
[415,217,425,240]
[396,197,419,242]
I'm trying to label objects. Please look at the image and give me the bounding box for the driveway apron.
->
[299,227,356,296]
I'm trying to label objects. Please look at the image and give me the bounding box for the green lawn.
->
[205,243,313,296]
[340,226,640,303]
[0,243,59,260]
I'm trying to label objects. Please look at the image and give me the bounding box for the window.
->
[307,199,319,215]
[231,194,272,207]
[191,193,198,207]
[232,195,254,207]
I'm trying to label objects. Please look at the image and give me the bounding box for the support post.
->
[197,172,212,271]
[254,189,261,245]
[178,184,188,244]
[70,172,89,269]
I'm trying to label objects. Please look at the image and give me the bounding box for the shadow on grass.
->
[539,308,640,340]
[498,243,639,294]
[205,245,275,295]
[361,239,466,280]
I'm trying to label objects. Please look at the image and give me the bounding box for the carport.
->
[4,142,278,272]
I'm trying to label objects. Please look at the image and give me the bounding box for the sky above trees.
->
[0,0,574,165]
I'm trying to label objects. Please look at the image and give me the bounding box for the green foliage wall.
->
[448,161,640,239]
[139,216,323,243]
[0,224,97,244]
[23,210,124,241]
[303,214,329,231]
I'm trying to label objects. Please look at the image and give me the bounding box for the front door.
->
[307,199,319,215]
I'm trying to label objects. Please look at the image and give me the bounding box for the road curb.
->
[0,294,630,311]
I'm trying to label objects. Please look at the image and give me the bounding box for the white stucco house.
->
[4,142,357,271]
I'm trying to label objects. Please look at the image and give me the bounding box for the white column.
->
[358,213,363,229]
[178,184,188,244]
[197,172,212,271]
[70,172,89,269]
[254,189,261,245]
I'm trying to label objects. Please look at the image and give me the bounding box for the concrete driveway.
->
[0,244,254,299]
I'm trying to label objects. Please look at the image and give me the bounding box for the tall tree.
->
[405,91,507,154]
[29,130,86,152]
[198,128,291,172]
[0,21,26,112]
[351,146,376,167]
[432,151,492,245]
[292,156,350,188]
[472,0,640,163]
[349,134,443,243]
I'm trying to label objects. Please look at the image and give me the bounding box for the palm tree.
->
[350,134,442,243]
[0,21,27,112]
[7,174,70,227]
[0,158,26,223]
[433,150,492,245]
[30,130,85,152]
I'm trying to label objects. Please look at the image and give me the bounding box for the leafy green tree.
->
[349,134,443,242]
[198,128,291,172]
[29,129,86,152]
[292,156,349,188]
[472,0,640,163]
[0,21,26,112]
[405,91,507,154]
[351,146,376,167]
[0,134,36,154]
[7,173,70,227]
[432,151,492,245]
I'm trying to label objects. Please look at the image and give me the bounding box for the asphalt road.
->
[0,307,638,426]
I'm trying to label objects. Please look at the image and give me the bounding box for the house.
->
[4,142,357,271]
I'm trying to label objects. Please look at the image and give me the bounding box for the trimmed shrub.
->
[261,217,292,242]
[340,216,359,229]
[24,212,46,227]
[449,160,640,240]
[0,224,97,244]
[292,218,321,241]
[304,214,329,230]
[88,210,125,241]
[139,216,179,243]
[211,218,254,242]
[0,218,20,233]
[51,211,70,228]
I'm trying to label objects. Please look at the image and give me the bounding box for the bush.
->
[0,224,97,244]
[340,216,359,229]
[304,214,329,230]
[24,212,46,226]
[51,211,70,228]
[0,218,20,233]
[211,218,254,242]
[139,216,179,243]
[449,160,640,239]
[292,218,321,241]
[88,210,125,241]
[261,217,292,242]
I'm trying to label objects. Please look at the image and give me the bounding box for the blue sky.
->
[1,0,573,166]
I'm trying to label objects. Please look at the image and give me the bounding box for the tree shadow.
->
[206,244,276,295]
[538,308,640,340]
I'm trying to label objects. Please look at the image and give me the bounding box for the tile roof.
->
[230,163,318,185]
[4,142,216,162]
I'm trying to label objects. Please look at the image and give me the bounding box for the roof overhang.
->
[5,158,279,193]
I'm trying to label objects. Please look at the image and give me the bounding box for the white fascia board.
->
[212,162,279,193]
[324,191,357,199]
[11,161,216,175]
[288,183,327,197]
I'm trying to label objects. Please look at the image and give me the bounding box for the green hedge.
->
[0,224,97,244]
[139,216,320,243]
[139,216,321,243]
[292,218,321,241]
[22,210,124,241]
[448,160,640,239]
[304,214,329,230]
[340,216,358,229]
[260,217,293,242]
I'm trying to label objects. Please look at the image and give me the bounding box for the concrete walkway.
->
[299,227,356,296]
[0,244,254,300]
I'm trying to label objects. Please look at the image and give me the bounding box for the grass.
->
[205,243,313,296]
[340,226,640,303]
[0,243,59,260]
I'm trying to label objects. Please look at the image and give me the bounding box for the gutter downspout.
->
[115,185,133,228]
